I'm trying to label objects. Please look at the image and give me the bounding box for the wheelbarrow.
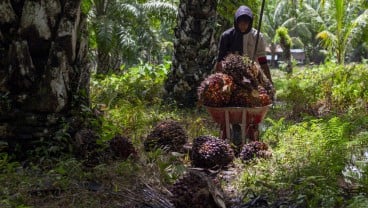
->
[204,0,271,146]
[205,105,271,146]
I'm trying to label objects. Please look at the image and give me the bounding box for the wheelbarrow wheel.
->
[231,124,261,146]
[231,124,242,147]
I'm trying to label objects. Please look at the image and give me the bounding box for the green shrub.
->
[240,117,351,206]
[90,61,170,108]
[277,63,368,116]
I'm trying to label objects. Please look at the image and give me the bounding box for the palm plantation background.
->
[0,0,368,207]
[88,0,368,72]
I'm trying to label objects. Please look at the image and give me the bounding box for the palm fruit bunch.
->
[235,85,272,107]
[239,141,272,162]
[73,128,100,159]
[144,119,188,152]
[220,54,274,107]
[197,73,235,107]
[169,170,219,207]
[73,129,119,167]
[229,88,251,106]
[258,85,272,106]
[221,53,258,89]
[191,135,234,169]
[109,135,137,159]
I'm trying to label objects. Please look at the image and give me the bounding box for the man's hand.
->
[260,63,272,84]
[215,61,223,72]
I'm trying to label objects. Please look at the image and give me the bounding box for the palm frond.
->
[345,9,368,45]
[316,30,336,50]
[143,1,177,17]
[274,1,288,24]
[117,27,136,49]
[95,17,115,53]
[302,3,324,24]
[281,17,296,29]
[352,9,368,34]
[293,23,312,40]
[291,37,304,48]
[118,3,140,18]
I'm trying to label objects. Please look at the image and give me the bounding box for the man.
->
[216,5,272,83]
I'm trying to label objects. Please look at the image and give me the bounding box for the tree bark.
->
[165,0,218,107]
[0,0,90,157]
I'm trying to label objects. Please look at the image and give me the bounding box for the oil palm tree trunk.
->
[0,0,90,156]
[165,0,218,107]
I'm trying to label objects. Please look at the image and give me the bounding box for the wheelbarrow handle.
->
[252,0,266,64]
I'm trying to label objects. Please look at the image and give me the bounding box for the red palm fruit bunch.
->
[144,120,188,152]
[229,88,252,107]
[256,65,275,100]
[245,80,273,107]
[169,171,219,207]
[239,141,272,162]
[199,53,274,107]
[258,85,272,106]
[191,135,234,169]
[222,54,275,107]
[109,135,137,159]
[197,73,235,107]
[221,53,258,88]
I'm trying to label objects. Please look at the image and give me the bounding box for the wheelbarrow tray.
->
[204,105,271,142]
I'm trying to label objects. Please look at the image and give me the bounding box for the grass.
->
[1,65,368,207]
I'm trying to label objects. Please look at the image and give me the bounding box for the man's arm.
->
[258,56,272,83]
[217,32,229,63]
[215,62,223,72]
[215,32,230,72]
[255,33,272,83]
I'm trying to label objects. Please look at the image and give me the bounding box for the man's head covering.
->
[234,6,253,34]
